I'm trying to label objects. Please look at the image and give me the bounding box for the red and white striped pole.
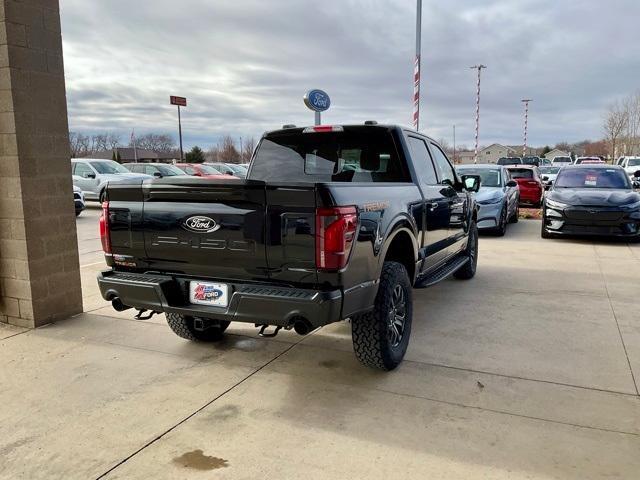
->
[470,65,486,164]
[522,99,532,157]
[413,0,422,130]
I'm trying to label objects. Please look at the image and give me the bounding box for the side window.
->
[185,166,196,175]
[407,136,438,185]
[74,162,94,178]
[430,143,455,185]
[144,166,156,175]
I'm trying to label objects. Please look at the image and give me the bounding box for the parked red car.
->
[175,163,238,179]
[506,166,543,208]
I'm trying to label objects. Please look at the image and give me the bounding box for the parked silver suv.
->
[71,159,151,202]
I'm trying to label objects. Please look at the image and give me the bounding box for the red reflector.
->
[316,206,358,271]
[99,201,112,254]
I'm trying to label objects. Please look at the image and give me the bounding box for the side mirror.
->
[153,171,162,177]
[506,180,518,188]
[541,176,549,182]
[461,174,481,193]
[85,173,96,179]
[634,171,640,178]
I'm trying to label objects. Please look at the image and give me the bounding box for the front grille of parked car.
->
[564,209,622,221]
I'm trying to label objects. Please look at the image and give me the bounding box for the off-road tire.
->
[351,261,413,371]
[454,220,478,280]
[166,313,230,341]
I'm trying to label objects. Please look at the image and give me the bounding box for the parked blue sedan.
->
[456,164,520,236]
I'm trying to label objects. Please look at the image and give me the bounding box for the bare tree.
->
[106,133,121,149]
[69,132,91,157]
[603,101,628,161]
[622,91,640,156]
[131,133,176,153]
[206,146,220,162]
[241,137,256,163]
[217,135,240,163]
[92,134,108,152]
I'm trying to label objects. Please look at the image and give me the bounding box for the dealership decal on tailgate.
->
[189,282,228,307]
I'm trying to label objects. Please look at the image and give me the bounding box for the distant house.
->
[477,144,516,164]
[88,148,178,163]
[457,151,476,164]
[544,148,570,159]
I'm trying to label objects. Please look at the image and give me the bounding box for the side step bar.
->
[414,256,469,288]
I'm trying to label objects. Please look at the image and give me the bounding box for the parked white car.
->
[618,157,640,179]
[71,159,151,202]
[538,166,561,189]
[551,156,572,165]
[73,185,85,217]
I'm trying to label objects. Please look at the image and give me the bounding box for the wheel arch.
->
[379,222,419,283]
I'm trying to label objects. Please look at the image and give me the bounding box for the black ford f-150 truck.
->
[97,123,480,370]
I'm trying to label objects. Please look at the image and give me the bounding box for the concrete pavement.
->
[1,208,638,479]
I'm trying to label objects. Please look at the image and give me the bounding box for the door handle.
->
[429,202,438,211]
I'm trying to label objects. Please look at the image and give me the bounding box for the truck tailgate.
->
[137,179,318,284]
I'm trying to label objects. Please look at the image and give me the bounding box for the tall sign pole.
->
[170,96,187,161]
[522,99,532,157]
[413,0,422,130]
[470,65,486,164]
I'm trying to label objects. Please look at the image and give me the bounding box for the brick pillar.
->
[0,0,82,327]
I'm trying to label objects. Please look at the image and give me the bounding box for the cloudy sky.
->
[60,0,640,150]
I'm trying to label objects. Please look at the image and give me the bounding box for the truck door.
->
[406,136,451,270]
[428,142,467,256]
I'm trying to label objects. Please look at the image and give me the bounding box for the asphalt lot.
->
[1,204,639,479]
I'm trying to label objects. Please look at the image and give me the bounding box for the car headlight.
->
[477,196,502,205]
[545,199,569,210]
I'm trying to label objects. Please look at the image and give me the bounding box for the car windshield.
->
[628,159,640,167]
[199,165,223,175]
[226,164,247,175]
[522,157,539,165]
[457,168,501,187]
[539,167,560,174]
[553,157,571,163]
[508,168,534,179]
[156,164,186,176]
[89,161,130,174]
[555,168,630,189]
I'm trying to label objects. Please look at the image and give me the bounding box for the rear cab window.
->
[248,126,410,183]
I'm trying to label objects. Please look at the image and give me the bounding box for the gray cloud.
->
[60,0,640,149]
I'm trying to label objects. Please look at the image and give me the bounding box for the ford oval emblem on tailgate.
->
[182,216,220,233]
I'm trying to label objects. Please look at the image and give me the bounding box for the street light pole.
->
[413,0,422,130]
[470,65,486,164]
[521,99,532,157]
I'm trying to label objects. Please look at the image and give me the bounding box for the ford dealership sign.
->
[304,89,331,112]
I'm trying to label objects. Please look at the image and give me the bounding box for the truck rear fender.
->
[378,219,419,284]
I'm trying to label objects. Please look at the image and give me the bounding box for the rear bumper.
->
[518,189,542,204]
[97,270,344,329]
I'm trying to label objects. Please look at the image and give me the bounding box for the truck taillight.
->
[316,206,358,271]
[99,201,111,254]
